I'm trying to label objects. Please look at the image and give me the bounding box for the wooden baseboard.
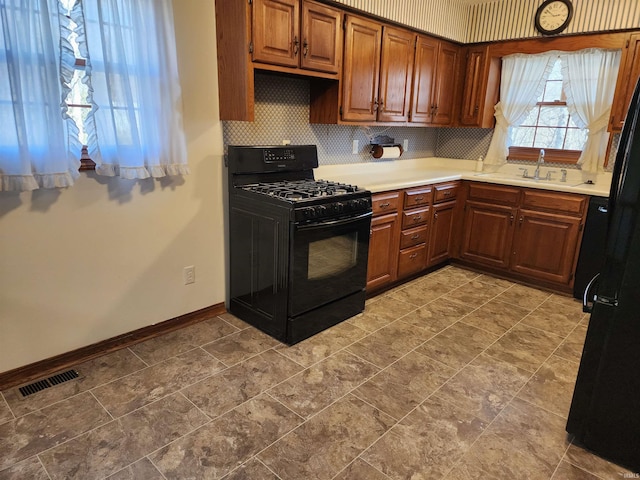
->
[0,303,227,391]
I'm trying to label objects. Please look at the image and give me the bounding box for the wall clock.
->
[534,0,574,36]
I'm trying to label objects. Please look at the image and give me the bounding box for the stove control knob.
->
[335,202,344,213]
[316,205,327,216]
[304,207,316,218]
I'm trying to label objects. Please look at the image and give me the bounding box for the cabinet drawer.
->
[372,191,400,215]
[401,206,430,229]
[433,182,459,203]
[521,190,587,216]
[400,225,428,249]
[398,244,427,278]
[403,186,432,209]
[467,182,520,206]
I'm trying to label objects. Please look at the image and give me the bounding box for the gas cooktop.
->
[241,179,362,201]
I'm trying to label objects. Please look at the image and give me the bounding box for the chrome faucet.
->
[534,149,545,180]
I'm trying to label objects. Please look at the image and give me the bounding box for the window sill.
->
[507,146,581,164]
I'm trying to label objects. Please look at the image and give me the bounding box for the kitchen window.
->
[508,58,586,164]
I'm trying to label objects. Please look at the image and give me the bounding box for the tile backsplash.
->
[222,73,618,171]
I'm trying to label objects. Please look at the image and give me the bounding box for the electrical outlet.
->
[184,265,195,285]
[403,139,409,152]
[352,139,359,154]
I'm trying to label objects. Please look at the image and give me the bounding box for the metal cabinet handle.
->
[509,214,514,225]
[434,212,439,220]
[414,196,424,202]
[411,234,420,240]
[413,215,422,222]
[409,253,418,259]
[444,190,452,197]
[379,202,390,208]
[519,216,524,224]
[294,36,299,55]
[303,39,308,57]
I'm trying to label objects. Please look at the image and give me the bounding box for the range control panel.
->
[263,148,295,164]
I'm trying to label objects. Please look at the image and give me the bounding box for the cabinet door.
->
[431,41,459,125]
[301,1,342,73]
[610,33,640,131]
[410,35,438,124]
[460,201,516,269]
[398,244,428,279]
[428,200,457,266]
[460,46,486,126]
[377,27,414,122]
[511,209,582,285]
[366,212,400,290]
[252,0,300,68]
[342,15,382,122]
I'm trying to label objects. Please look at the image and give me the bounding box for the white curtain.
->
[0,0,79,191]
[561,49,621,173]
[484,53,554,167]
[82,0,188,179]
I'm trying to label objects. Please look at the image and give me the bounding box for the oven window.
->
[307,232,358,280]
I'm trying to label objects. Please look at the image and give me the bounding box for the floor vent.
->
[19,369,80,397]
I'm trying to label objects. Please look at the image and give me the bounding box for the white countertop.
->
[316,157,612,197]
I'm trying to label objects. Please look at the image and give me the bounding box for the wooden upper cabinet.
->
[252,0,342,73]
[252,0,300,68]
[378,27,415,122]
[610,32,640,131]
[342,15,382,122]
[410,35,438,124]
[409,36,460,125]
[301,1,342,73]
[459,45,500,128]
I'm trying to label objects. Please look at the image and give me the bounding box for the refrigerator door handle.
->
[583,273,600,313]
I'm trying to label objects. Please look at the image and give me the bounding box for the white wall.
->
[0,1,225,373]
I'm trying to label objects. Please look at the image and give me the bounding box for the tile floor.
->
[0,266,637,479]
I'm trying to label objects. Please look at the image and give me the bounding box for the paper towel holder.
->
[369,135,404,159]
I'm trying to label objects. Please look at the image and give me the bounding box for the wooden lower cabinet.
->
[511,209,582,285]
[366,211,399,290]
[458,181,587,291]
[428,200,457,266]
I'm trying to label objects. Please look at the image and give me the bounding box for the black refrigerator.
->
[566,77,640,473]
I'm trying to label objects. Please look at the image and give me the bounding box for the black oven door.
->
[289,211,372,317]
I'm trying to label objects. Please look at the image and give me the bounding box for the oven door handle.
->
[296,211,372,230]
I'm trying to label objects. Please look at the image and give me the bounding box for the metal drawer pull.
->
[443,190,452,197]
[411,234,420,240]
[379,202,390,208]
[409,253,418,259]
[414,196,424,201]
[294,36,299,55]
[413,215,422,222]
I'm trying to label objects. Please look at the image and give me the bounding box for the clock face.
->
[535,0,573,35]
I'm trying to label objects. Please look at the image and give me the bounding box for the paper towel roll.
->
[372,145,402,159]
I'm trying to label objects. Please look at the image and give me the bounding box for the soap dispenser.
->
[475,156,484,172]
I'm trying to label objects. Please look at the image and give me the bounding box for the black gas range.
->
[226,145,372,344]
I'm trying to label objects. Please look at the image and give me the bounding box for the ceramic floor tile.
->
[0,457,50,480]
[203,328,282,366]
[521,297,584,337]
[555,323,588,363]
[107,458,165,480]
[494,283,552,310]
[2,349,147,418]
[428,266,481,287]
[458,398,570,480]
[400,298,476,335]
[347,297,416,332]
[269,351,379,418]
[517,354,580,418]
[550,461,601,480]
[564,443,637,478]
[444,280,505,307]
[92,348,225,417]
[333,458,388,480]
[346,320,431,369]
[362,395,487,480]
[461,299,531,336]
[40,392,209,480]
[434,353,531,423]
[217,313,252,330]
[151,395,302,480]
[0,394,13,425]
[475,274,515,289]
[484,323,564,373]
[443,463,497,480]
[183,349,302,419]
[259,395,395,480]
[353,350,456,420]
[221,458,279,480]
[417,321,499,370]
[0,392,111,471]
[275,321,367,367]
[130,317,239,365]
[387,280,450,307]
